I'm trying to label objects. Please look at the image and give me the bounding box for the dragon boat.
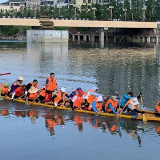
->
[2,96,160,122]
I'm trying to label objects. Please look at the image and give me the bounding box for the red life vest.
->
[105,98,118,112]
[88,97,103,111]
[54,90,66,105]
[14,87,24,97]
[46,77,57,91]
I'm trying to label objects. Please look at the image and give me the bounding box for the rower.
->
[155,101,160,117]
[104,95,119,115]
[71,89,84,110]
[88,95,103,115]
[0,82,11,100]
[37,86,46,103]
[45,73,58,102]
[11,85,26,101]
[26,86,39,105]
[26,79,38,91]
[9,77,24,95]
[52,87,69,107]
[84,86,102,106]
[122,97,143,118]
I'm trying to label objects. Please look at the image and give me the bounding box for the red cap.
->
[78,89,84,96]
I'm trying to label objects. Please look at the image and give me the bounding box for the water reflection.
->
[1,104,160,147]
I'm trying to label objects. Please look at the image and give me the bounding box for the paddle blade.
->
[143,114,147,122]
[0,72,11,76]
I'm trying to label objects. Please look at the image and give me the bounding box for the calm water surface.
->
[0,41,160,160]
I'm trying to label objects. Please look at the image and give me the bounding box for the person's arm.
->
[26,92,30,105]
[108,103,117,115]
[45,79,49,87]
[123,94,134,100]
[90,92,101,97]
[72,96,77,103]
[16,81,22,86]
[65,93,70,98]
[11,92,16,101]
[26,83,32,91]
[92,101,98,112]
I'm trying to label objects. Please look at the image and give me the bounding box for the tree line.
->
[0,0,160,21]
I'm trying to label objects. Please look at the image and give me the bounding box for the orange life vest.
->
[29,110,38,117]
[156,101,160,113]
[46,119,56,128]
[46,77,57,91]
[40,89,46,97]
[69,89,78,100]
[28,92,38,100]
[30,82,38,89]
[0,84,9,94]
[84,89,95,104]
[105,98,118,112]
[88,97,103,111]
[54,90,66,105]
[73,96,84,108]
[124,98,137,109]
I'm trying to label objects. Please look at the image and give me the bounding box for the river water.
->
[0,41,160,160]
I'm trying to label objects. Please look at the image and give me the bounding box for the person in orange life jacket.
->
[155,101,160,116]
[69,87,82,98]
[45,73,58,93]
[122,97,143,119]
[9,77,24,95]
[37,86,46,103]
[71,89,84,110]
[118,92,143,114]
[11,85,26,101]
[0,83,11,100]
[26,86,39,105]
[26,79,38,91]
[84,86,102,105]
[89,95,103,115]
[105,95,118,115]
[52,87,69,107]
[69,87,83,110]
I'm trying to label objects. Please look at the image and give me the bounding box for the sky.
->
[0,0,7,3]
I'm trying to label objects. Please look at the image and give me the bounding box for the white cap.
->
[131,97,139,105]
[92,86,98,91]
[60,87,66,92]
[18,77,24,81]
[97,96,103,102]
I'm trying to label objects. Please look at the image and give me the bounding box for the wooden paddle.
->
[140,95,147,122]
[0,72,11,76]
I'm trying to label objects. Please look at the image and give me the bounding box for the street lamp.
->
[123,8,127,21]
[109,6,114,21]
[72,4,77,20]
[92,7,96,20]
[142,6,146,21]
[58,6,62,18]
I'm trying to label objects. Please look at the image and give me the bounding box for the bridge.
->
[0,18,157,28]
